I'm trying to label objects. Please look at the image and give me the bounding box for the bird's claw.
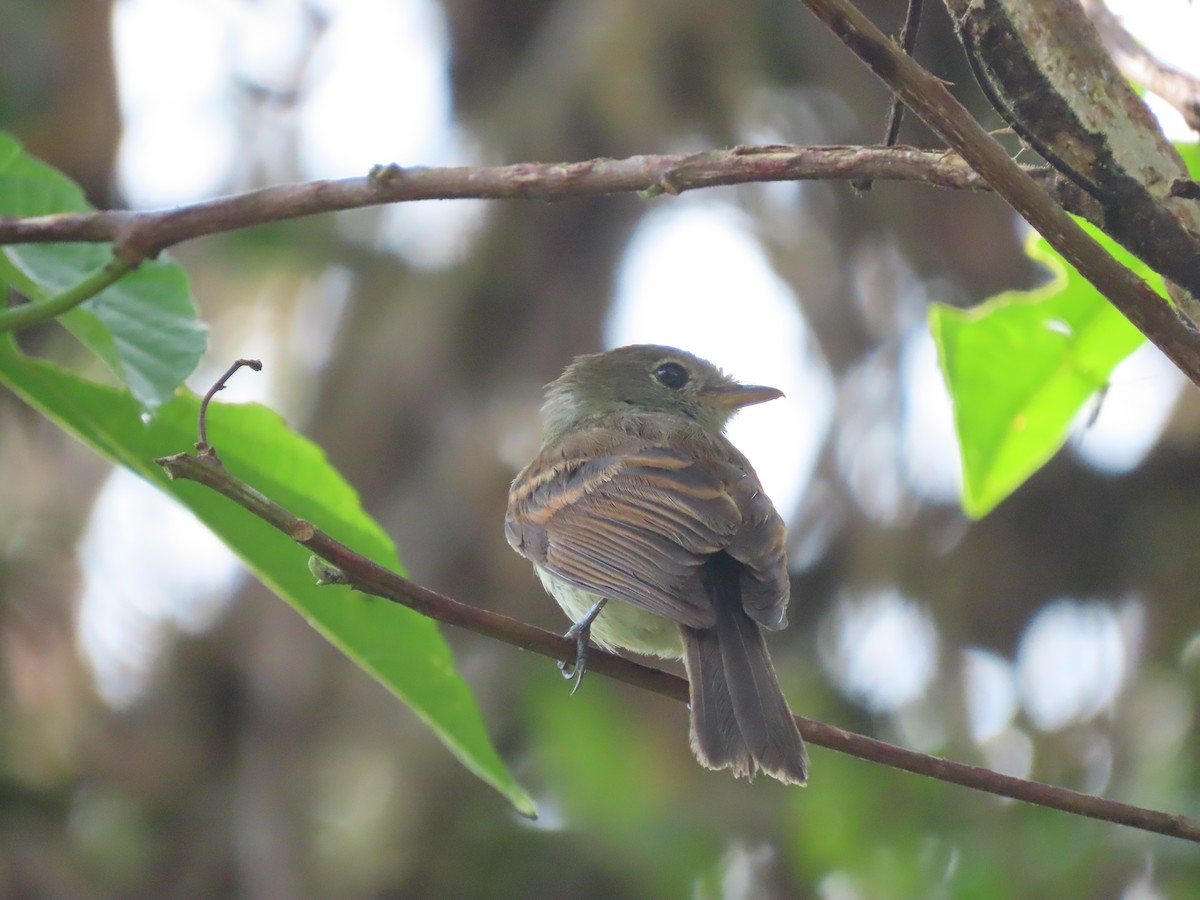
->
[558,620,591,695]
[558,598,606,695]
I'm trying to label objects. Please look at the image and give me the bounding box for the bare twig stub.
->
[1170,179,1200,201]
[196,358,262,457]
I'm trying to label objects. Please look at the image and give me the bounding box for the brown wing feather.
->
[506,417,789,630]
[724,478,790,630]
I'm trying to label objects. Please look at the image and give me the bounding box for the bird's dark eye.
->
[653,361,690,390]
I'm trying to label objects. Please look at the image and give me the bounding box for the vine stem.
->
[0,255,137,333]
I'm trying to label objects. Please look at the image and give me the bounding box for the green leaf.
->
[0,131,206,409]
[0,337,535,818]
[930,222,1161,518]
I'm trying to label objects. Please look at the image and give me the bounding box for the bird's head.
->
[542,344,782,440]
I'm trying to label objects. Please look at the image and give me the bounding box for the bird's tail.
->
[681,557,808,785]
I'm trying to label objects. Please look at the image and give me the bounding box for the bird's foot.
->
[559,599,607,695]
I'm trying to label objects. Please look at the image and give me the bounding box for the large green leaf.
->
[930,222,1163,518]
[0,131,206,409]
[0,336,535,817]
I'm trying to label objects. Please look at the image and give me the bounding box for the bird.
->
[505,344,808,785]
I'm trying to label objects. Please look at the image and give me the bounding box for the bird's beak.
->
[701,383,785,410]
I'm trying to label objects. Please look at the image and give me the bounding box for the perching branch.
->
[0,145,1067,260]
[153,379,1200,844]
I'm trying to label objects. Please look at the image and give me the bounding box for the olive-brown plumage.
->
[506,345,808,784]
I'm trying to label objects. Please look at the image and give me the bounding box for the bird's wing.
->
[506,423,789,630]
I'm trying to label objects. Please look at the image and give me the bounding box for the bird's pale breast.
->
[534,563,684,658]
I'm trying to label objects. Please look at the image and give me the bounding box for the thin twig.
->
[196,358,262,455]
[153,442,1200,844]
[854,0,924,192]
[886,0,924,146]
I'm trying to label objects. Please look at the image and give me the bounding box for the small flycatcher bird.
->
[505,345,808,785]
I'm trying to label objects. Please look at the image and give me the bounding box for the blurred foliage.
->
[0,0,1198,898]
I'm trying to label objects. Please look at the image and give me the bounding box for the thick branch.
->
[0,146,1066,258]
[156,447,1200,843]
[944,0,1200,312]
[800,0,1200,391]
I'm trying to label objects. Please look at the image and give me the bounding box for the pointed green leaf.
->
[0,338,535,817]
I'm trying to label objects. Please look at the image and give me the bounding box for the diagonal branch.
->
[0,145,1070,259]
[155,445,1200,844]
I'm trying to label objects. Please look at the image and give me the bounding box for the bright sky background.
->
[81,0,1196,732]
